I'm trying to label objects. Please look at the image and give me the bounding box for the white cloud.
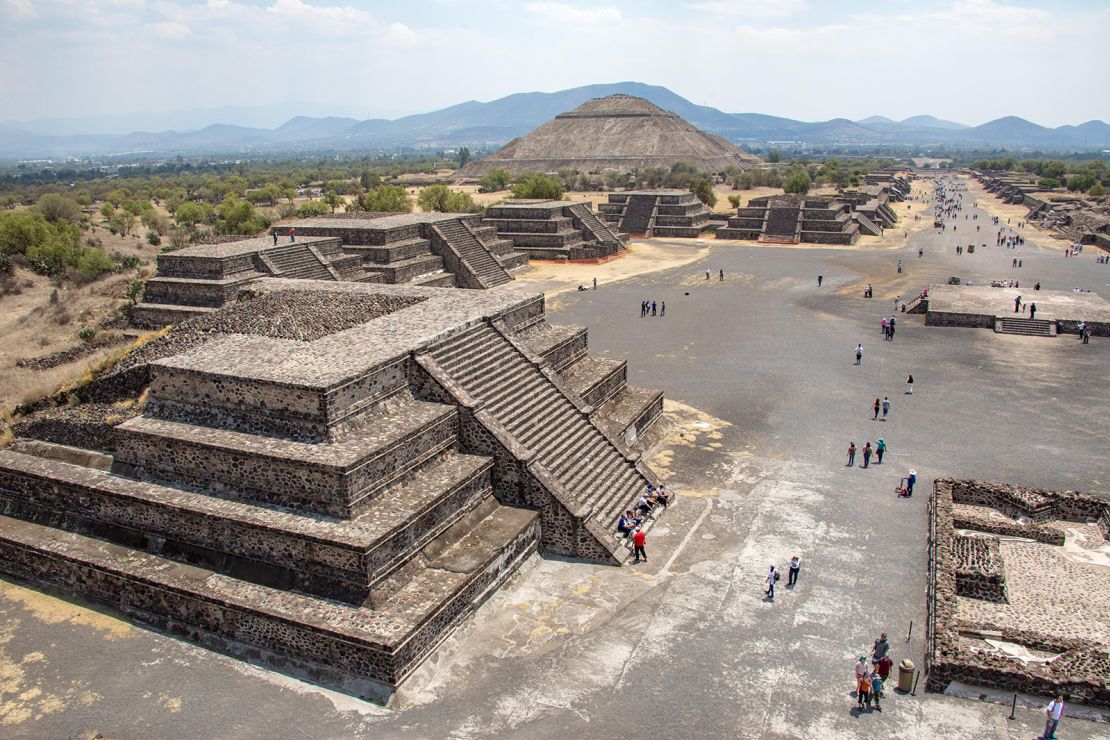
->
[150,20,189,38]
[525,2,621,24]
[4,0,38,20]
[690,0,807,18]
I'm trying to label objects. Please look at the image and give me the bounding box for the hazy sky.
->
[2,0,1107,127]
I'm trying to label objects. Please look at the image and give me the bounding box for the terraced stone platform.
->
[482,200,627,261]
[0,279,667,700]
[598,189,716,238]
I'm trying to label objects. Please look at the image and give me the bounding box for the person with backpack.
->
[857,671,872,708]
[870,671,885,712]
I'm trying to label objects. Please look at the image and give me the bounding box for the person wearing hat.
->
[907,470,917,496]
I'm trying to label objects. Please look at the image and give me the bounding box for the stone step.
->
[994,318,1055,336]
[0,448,494,603]
[114,399,460,518]
[558,355,628,407]
[496,251,530,271]
[130,302,217,329]
[409,271,456,288]
[513,321,588,370]
[593,385,666,449]
[432,221,512,288]
[0,504,539,694]
[342,238,432,265]
[364,254,445,284]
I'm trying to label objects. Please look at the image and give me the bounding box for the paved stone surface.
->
[928,283,1110,323]
[1,175,1108,737]
[957,523,1110,643]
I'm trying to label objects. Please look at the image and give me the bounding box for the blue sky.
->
[2,0,1107,128]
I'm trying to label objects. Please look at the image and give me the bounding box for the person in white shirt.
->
[1042,694,1065,739]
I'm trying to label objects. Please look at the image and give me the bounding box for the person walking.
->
[1014,295,1022,312]
[881,318,888,339]
[289,226,295,242]
[787,555,800,586]
[1082,325,1090,344]
[881,397,890,421]
[705,268,710,281]
[651,300,657,316]
[855,344,863,365]
[719,268,724,281]
[1029,302,1037,320]
[765,563,777,601]
[1042,694,1065,739]
[906,374,914,394]
[847,442,856,467]
[872,633,890,661]
[632,527,647,563]
[862,442,872,468]
[875,438,886,464]
[817,274,823,287]
[871,671,885,712]
[906,470,917,496]
[592,277,597,290]
[873,398,881,420]
[660,301,666,317]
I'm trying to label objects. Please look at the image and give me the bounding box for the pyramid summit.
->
[458,94,761,177]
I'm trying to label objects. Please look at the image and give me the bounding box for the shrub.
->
[417,185,479,213]
[689,176,717,208]
[478,169,511,193]
[78,326,97,343]
[358,185,413,212]
[728,195,741,208]
[124,278,144,305]
[1088,182,1106,197]
[75,247,119,281]
[511,173,564,200]
[146,231,162,246]
[34,193,83,224]
[111,252,142,270]
[783,167,811,195]
[0,252,11,274]
[295,200,332,218]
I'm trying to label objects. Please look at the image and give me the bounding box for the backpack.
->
[774,571,780,582]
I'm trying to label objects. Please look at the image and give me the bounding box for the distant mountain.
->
[1,83,1106,159]
[900,115,968,130]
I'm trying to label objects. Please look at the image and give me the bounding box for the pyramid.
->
[458,95,761,177]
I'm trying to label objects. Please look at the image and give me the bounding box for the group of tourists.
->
[854,634,895,712]
[616,483,670,563]
[640,299,665,317]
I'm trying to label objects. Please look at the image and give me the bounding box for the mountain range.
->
[3,82,1109,160]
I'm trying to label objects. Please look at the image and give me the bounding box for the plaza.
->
[1,175,1107,737]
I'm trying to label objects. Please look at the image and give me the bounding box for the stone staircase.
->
[994,317,1056,336]
[762,206,801,242]
[619,194,657,235]
[427,324,649,532]
[853,211,883,237]
[431,220,512,288]
[264,243,334,280]
[567,203,627,251]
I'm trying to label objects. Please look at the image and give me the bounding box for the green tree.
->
[1067,173,1097,192]
[108,210,137,236]
[727,195,741,208]
[478,169,511,193]
[0,210,55,256]
[1088,182,1106,197]
[323,191,343,213]
[360,171,381,190]
[358,185,413,212]
[418,185,479,213]
[783,168,811,195]
[174,202,209,227]
[689,176,717,208]
[34,193,83,224]
[458,147,472,168]
[767,149,782,163]
[511,172,564,200]
[216,195,265,234]
[1038,177,1061,189]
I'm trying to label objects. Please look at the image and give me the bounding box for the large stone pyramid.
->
[458,94,761,177]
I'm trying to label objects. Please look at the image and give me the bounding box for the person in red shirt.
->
[632,528,647,563]
[875,654,893,681]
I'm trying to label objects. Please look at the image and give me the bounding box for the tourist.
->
[906,374,914,395]
[818,274,823,287]
[897,259,902,274]
[866,283,873,298]
[876,438,886,465]
[847,442,857,467]
[272,232,277,245]
[636,492,655,518]
[1042,694,1066,739]
[1014,295,1022,313]
[870,671,885,712]
[592,277,597,290]
[858,672,872,709]
[632,527,647,563]
[906,470,917,496]
[855,344,863,365]
[872,633,890,661]
[881,397,890,421]
[651,300,657,317]
[705,268,710,280]
[875,653,893,682]
[289,226,295,242]
[854,656,870,706]
[881,318,888,339]
[617,510,638,538]
[660,301,666,317]
[787,555,800,586]
[873,398,881,420]
[765,563,777,601]
[1082,325,1090,344]
[719,269,724,281]
[862,442,872,468]
[1029,302,1037,320]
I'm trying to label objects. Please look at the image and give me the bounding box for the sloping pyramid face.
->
[459,95,761,176]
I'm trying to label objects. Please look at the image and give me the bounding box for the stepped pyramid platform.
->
[482,200,628,261]
[598,190,717,238]
[924,284,1109,337]
[457,94,761,177]
[0,279,667,700]
[715,194,861,245]
[133,214,529,328]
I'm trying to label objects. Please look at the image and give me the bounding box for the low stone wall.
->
[952,533,1007,602]
[1056,319,1110,337]
[927,478,1110,707]
[925,311,996,329]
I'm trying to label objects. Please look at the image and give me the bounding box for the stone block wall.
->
[952,533,1007,602]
